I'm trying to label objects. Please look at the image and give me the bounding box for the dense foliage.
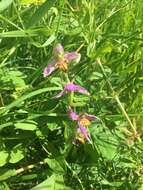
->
[0,0,143,189]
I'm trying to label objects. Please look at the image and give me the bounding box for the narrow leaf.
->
[0,87,61,115]
[27,0,56,28]
[14,123,37,131]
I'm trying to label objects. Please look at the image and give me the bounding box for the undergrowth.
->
[0,0,143,189]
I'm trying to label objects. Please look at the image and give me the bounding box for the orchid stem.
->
[64,73,70,83]
[63,73,74,106]
[69,91,74,106]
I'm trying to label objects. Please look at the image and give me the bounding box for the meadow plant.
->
[1,1,143,190]
[44,44,95,144]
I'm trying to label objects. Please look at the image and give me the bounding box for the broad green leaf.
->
[14,122,37,131]
[93,128,119,160]
[0,151,9,167]
[0,169,16,181]
[47,123,58,131]
[84,144,99,162]
[97,140,117,160]
[0,0,13,12]
[31,174,73,190]
[45,158,65,174]
[9,144,24,163]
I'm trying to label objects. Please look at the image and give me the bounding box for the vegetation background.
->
[0,0,143,189]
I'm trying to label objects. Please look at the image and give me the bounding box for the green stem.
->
[65,161,84,190]
[96,58,141,141]
[69,91,74,106]
[0,47,16,68]
[114,95,136,134]
[0,93,4,107]
[63,73,74,106]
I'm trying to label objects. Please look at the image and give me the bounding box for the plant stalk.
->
[96,58,141,142]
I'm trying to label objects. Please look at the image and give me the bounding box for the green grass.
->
[0,0,143,189]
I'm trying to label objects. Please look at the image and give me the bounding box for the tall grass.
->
[0,0,143,189]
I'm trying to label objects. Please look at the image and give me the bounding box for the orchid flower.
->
[43,44,80,77]
[68,108,96,143]
[53,82,90,98]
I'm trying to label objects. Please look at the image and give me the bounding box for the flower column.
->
[43,44,96,144]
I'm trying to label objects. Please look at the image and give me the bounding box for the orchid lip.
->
[78,126,91,142]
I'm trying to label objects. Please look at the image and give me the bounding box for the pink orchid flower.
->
[43,44,80,77]
[68,108,96,143]
[53,82,90,98]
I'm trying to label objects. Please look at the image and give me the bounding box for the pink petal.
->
[64,52,81,63]
[64,83,78,92]
[43,60,56,77]
[85,114,96,121]
[78,126,91,142]
[68,108,79,121]
[64,83,89,95]
[52,90,65,99]
[53,43,64,58]
[75,85,90,95]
